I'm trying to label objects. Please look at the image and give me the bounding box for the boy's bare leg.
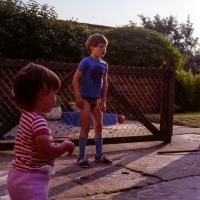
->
[91,104,112,164]
[80,100,91,137]
[91,105,103,157]
[77,100,91,168]
[91,104,103,138]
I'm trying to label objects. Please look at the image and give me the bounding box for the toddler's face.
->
[41,89,57,113]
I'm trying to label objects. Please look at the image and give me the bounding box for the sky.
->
[23,0,200,38]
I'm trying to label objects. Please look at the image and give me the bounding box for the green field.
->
[145,112,200,128]
[173,112,200,128]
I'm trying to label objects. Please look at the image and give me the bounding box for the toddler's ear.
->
[38,88,48,99]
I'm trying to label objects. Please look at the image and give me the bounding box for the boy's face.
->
[90,43,107,58]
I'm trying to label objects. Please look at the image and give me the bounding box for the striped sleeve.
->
[32,116,49,137]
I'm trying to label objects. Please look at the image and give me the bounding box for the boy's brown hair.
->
[13,63,61,111]
[85,33,108,54]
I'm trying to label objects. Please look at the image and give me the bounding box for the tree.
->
[194,51,200,65]
[105,26,182,68]
[0,0,182,67]
[138,14,199,54]
[0,0,58,59]
[0,0,89,62]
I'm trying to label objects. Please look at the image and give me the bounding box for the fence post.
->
[160,59,175,143]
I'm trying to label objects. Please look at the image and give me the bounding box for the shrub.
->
[104,26,182,68]
[175,69,200,111]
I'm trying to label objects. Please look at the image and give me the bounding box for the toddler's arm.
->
[35,135,75,160]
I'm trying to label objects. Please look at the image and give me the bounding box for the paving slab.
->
[1,126,200,199]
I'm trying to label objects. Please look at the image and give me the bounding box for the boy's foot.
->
[95,154,112,165]
[77,157,91,168]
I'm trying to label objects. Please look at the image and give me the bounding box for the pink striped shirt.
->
[12,111,55,171]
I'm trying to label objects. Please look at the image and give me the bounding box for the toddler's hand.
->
[65,140,75,156]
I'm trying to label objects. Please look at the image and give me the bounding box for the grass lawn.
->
[173,112,200,128]
[145,112,200,128]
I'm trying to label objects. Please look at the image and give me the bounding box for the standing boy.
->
[72,33,112,168]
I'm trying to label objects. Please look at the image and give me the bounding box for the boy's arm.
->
[101,74,108,101]
[72,70,84,109]
[100,74,108,112]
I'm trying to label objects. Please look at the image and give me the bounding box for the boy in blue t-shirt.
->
[72,33,112,168]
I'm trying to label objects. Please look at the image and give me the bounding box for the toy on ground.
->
[117,115,125,124]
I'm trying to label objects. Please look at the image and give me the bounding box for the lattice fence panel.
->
[0,59,174,147]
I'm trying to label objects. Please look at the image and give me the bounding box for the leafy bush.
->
[193,74,200,110]
[175,69,200,111]
[104,26,182,68]
[0,0,89,62]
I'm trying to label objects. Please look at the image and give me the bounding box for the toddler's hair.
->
[86,33,108,54]
[13,63,61,111]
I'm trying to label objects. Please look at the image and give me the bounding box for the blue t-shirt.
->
[77,56,108,97]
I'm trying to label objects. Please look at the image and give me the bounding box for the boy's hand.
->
[99,99,106,112]
[76,97,84,109]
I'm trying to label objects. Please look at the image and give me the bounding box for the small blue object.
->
[61,112,81,127]
[61,112,118,127]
